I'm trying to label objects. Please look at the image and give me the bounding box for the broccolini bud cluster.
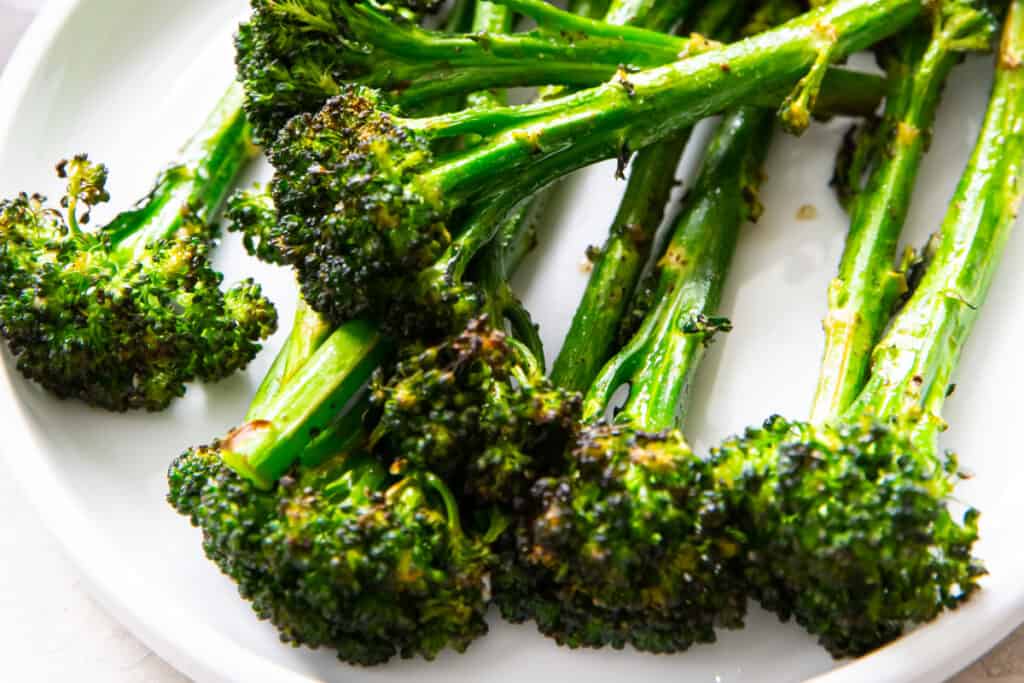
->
[371,316,580,506]
[510,424,746,652]
[713,415,983,657]
[0,156,277,411]
[168,446,495,665]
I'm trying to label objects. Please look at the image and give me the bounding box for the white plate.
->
[2,1,1023,681]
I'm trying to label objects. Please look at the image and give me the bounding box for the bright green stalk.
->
[408,0,919,200]
[447,0,478,31]
[537,0,648,103]
[582,106,773,429]
[845,1,1024,434]
[550,0,748,392]
[390,2,887,112]
[221,320,390,489]
[548,139,688,390]
[467,1,515,109]
[482,0,696,47]
[602,0,695,28]
[332,0,691,110]
[543,0,707,391]
[106,83,254,260]
[809,2,997,423]
[248,298,333,418]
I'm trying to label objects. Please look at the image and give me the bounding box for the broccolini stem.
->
[491,0,695,47]
[583,106,773,427]
[465,0,547,364]
[299,399,369,468]
[538,0,622,100]
[548,138,687,391]
[408,0,919,201]
[323,453,390,503]
[472,0,513,37]
[469,191,547,362]
[107,82,255,260]
[806,66,888,119]
[248,298,332,418]
[467,1,515,109]
[423,0,481,117]
[845,1,1024,432]
[572,0,613,20]
[447,0,478,31]
[809,4,994,423]
[425,190,526,298]
[550,0,747,392]
[602,0,695,28]
[222,320,390,489]
[345,0,694,107]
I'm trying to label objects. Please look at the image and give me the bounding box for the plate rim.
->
[0,2,1020,682]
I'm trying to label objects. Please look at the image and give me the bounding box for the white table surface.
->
[0,2,1020,681]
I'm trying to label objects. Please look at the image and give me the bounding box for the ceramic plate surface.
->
[2,1,1023,681]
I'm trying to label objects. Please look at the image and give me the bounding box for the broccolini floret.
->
[367,178,580,507]
[168,443,496,665]
[0,85,277,412]
[712,0,1010,657]
[501,105,774,653]
[239,0,916,338]
[370,315,579,507]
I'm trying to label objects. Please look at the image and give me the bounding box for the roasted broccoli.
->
[149,0,1024,666]
[712,0,1011,657]
[239,0,914,338]
[500,105,774,653]
[368,205,580,507]
[168,438,498,665]
[0,84,276,412]
[236,0,696,143]
[169,174,565,663]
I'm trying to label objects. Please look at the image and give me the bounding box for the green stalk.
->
[248,298,333,418]
[583,106,773,427]
[467,1,515,109]
[549,138,687,390]
[447,0,478,31]
[107,83,255,260]
[300,397,371,468]
[809,3,995,423]
[544,0,706,390]
[845,0,1024,434]
[464,0,693,48]
[345,2,687,88]
[334,0,890,110]
[221,320,390,489]
[470,192,548,362]
[571,0,613,20]
[408,0,919,198]
[538,0,625,100]
[551,0,747,392]
[323,452,390,502]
